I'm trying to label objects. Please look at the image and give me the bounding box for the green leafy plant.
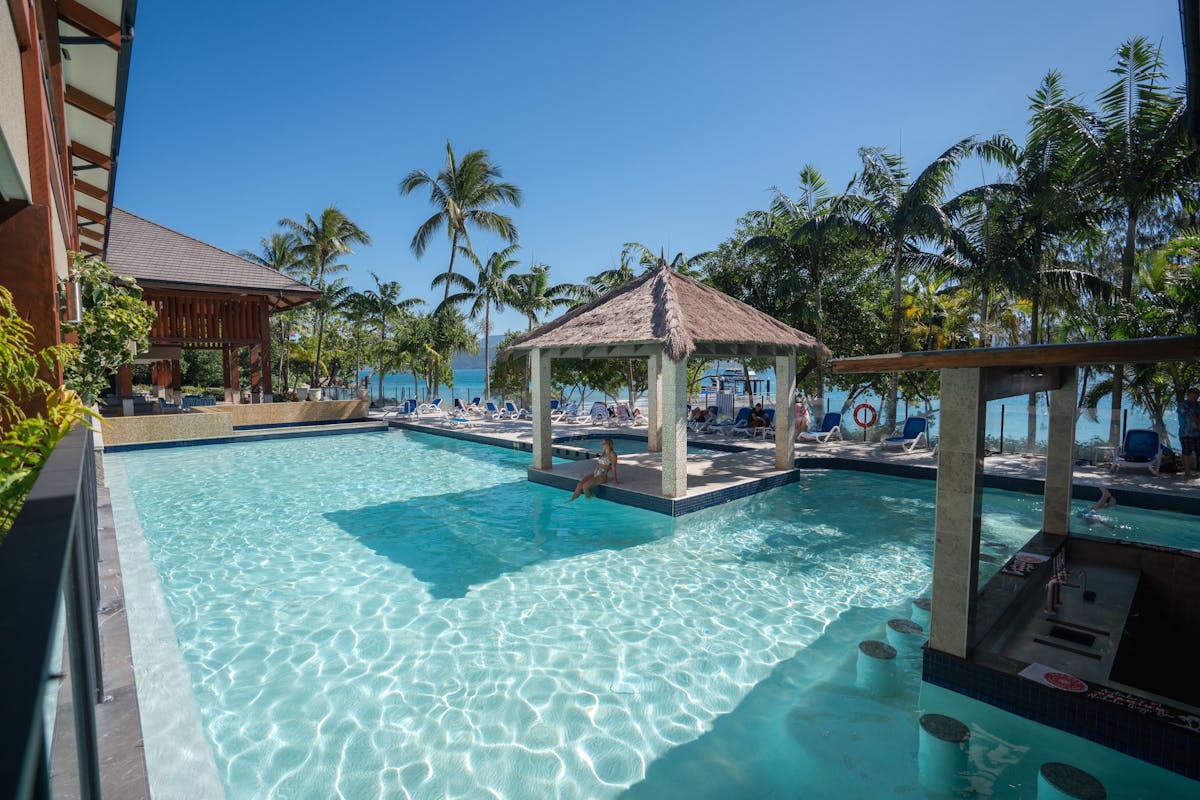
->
[0,285,95,537]
[61,253,156,403]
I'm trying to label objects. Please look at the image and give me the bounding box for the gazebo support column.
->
[250,345,261,403]
[222,348,233,403]
[117,364,134,416]
[929,367,985,659]
[660,354,687,498]
[1042,367,1078,536]
[647,353,662,452]
[774,353,796,470]
[531,349,552,470]
[171,359,182,404]
[260,305,273,402]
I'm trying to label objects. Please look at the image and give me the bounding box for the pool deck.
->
[377,412,1200,516]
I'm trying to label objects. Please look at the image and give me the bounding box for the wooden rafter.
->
[80,242,102,255]
[76,205,105,224]
[79,227,104,243]
[69,141,111,170]
[65,84,115,123]
[56,0,121,49]
[74,180,108,202]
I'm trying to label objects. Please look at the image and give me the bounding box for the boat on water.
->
[701,367,763,394]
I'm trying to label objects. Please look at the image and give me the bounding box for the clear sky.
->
[115,1,1186,334]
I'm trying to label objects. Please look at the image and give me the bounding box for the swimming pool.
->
[106,429,1200,798]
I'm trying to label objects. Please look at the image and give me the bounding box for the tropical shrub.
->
[0,285,93,537]
[61,253,156,403]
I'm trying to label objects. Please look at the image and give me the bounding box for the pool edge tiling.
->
[103,455,226,799]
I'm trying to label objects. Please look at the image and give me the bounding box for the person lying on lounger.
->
[569,439,618,501]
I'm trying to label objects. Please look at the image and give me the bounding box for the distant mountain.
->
[451,335,507,370]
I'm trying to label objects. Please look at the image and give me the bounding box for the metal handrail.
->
[0,426,102,799]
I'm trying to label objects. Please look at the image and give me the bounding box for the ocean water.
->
[107,429,1199,799]
[370,364,1174,451]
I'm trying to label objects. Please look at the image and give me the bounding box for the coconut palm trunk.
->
[1109,211,1139,444]
[887,246,903,427]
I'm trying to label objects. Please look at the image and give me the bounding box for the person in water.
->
[569,438,618,501]
[1080,486,1116,527]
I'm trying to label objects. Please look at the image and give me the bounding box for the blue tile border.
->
[923,648,1200,780]
[232,417,370,431]
[103,424,386,452]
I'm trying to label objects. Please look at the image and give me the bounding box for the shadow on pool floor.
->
[325,480,675,599]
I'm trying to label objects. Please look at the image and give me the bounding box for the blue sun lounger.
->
[798,412,842,443]
[880,417,927,452]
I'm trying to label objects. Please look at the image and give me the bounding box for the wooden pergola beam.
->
[65,84,115,123]
[57,0,121,49]
[69,141,111,170]
[832,336,1200,373]
[76,204,106,224]
[79,227,103,243]
[74,180,108,202]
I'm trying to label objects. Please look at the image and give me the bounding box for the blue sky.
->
[116,1,1186,334]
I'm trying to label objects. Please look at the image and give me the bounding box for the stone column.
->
[929,367,986,658]
[1043,367,1078,536]
[117,364,134,416]
[775,352,797,470]
[660,354,688,498]
[260,301,273,402]
[647,352,662,452]
[531,349,553,470]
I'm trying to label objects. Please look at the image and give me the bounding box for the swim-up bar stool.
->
[917,713,970,795]
[855,639,898,696]
[1037,762,1106,800]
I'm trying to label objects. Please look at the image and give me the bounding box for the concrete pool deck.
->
[376,412,1200,516]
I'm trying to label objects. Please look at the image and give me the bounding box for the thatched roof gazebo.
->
[505,259,829,498]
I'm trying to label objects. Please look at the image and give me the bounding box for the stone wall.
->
[100,411,233,446]
[100,399,369,445]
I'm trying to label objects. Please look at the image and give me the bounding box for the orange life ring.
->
[853,403,877,428]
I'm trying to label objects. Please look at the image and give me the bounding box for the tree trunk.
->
[376,323,387,402]
[1109,209,1138,446]
[1026,292,1040,448]
[443,230,460,302]
[312,260,327,386]
[483,308,491,402]
[887,246,903,427]
[813,266,824,418]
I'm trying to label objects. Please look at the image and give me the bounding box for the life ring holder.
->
[853,403,877,428]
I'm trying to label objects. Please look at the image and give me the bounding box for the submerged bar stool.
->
[885,618,924,649]
[1037,762,1106,800]
[855,640,898,696]
[911,597,932,628]
[917,713,970,795]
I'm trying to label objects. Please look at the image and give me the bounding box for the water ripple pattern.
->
[107,430,1196,799]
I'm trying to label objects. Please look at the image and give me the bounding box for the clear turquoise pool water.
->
[108,429,1199,799]
[565,435,728,456]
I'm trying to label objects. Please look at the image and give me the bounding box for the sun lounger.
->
[798,412,842,443]
[880,417,927,452]
[754,408,776,439]
[1112,429,1162,475]
[416,398,445,418]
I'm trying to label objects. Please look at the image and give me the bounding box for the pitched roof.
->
[506,260,829,361]
[105,208,321,306]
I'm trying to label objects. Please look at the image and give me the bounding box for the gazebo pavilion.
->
[505,260,829,499]
[104,207,321,409]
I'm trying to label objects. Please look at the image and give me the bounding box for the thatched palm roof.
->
[505,260,829,361]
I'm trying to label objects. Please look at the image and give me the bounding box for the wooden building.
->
[104,207,320,405]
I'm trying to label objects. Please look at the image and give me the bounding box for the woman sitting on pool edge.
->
[569,438,618,501]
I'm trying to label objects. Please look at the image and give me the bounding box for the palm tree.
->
[279,207,371,387]
[583,246,641,299]
[623,242,712,277]
[359,273,424,401]
[400,141,523,301]
[745,165,867,413]
[434,245,521,401]
[854,138,976,426]
[340,290,374,391]
[508,263,580,330]
[1046,37,1193,443]
[240,232,303,392]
